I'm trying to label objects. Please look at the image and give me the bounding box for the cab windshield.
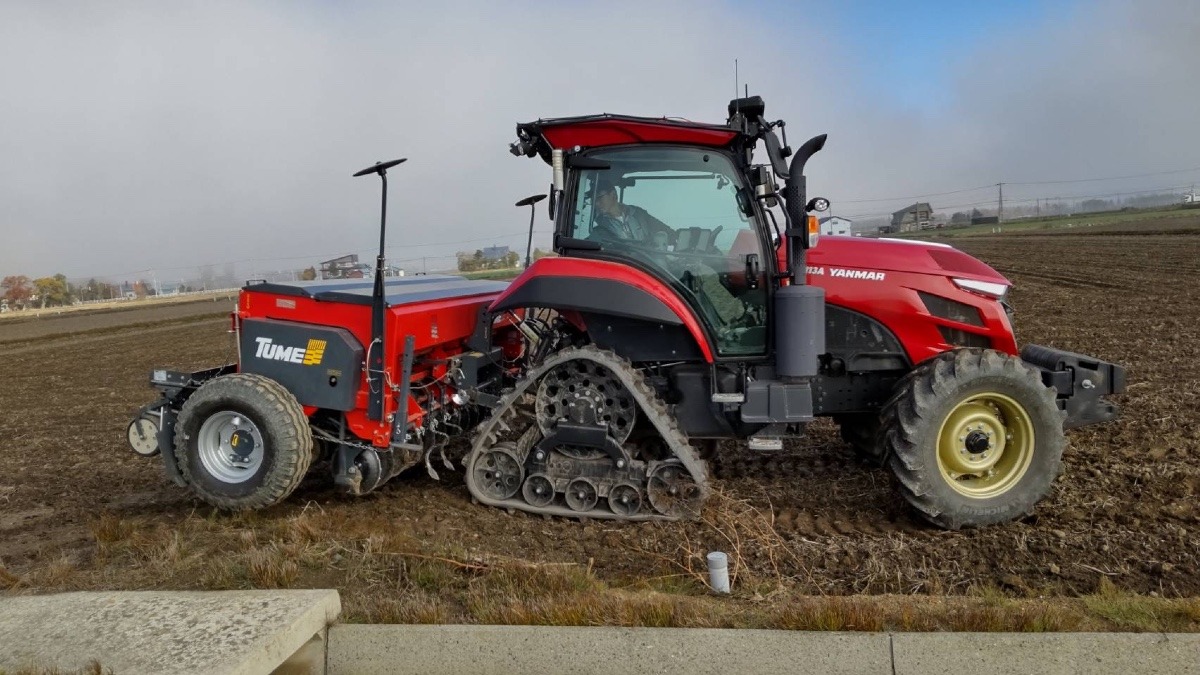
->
[570,147,768,356]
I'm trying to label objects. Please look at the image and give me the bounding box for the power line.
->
[836,184,995,204]
[837,165,1200,206]
[1007,166,1200,186]
[75,230,554,281]
[839,183,1195,221]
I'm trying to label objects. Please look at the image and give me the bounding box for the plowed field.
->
[2,218,1197,612]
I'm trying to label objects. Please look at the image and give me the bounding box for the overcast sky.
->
[1,0,1197,282]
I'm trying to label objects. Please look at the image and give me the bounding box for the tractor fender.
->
[490,258,714,362]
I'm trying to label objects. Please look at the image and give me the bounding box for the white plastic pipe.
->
[706,551,730,594]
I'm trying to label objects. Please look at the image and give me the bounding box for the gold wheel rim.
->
[936,392,1035,499]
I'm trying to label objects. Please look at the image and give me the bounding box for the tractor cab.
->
[509,97,827,359]
[566,146,772,355]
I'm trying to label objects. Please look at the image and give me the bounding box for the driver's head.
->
[594,180,622,217]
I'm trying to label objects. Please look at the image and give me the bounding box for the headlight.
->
[952,278,1008,300]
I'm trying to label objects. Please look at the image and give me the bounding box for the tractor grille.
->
[938,326,992,350]
[919,292,985,327]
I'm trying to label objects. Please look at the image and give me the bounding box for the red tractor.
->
[128,97,1124,528]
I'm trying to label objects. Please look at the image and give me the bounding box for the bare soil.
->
[1,220,1197,623]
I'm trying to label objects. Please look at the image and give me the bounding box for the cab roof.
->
[516,114,740,164]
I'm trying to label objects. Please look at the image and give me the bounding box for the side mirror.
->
[749,166,778,209]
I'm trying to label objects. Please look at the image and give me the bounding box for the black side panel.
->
[812,371,904,415]
[491,276,684,326]
[581,313,703,362]
[741,381,815,423]
[825,305,909,372]
[239,319,364,411]
[666,365,736,438]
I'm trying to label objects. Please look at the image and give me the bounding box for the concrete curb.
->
[327,625,1200,675]
[891,632,1200,674]
[0,590,340,675]
[3,591,1197,674]
[327,624,891,675]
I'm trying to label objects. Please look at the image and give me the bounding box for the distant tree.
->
[532,247,552,261]
[970,208,983,219]
[1080,199,1112,213]
[950,211,969,224]
[503,251,520,268]
[457,250,488,272]
[33,275,70,308]
[300,266,317,281]
[2,275,33,309]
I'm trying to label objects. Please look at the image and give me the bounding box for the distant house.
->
[890,203,933,232]
[481,246,511,261]
[320,254,362,280]
[818,216,852,237]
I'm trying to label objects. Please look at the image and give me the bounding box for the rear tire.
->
[881,349,1065,529]
[174,373,313,510]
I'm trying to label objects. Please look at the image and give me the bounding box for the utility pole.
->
[997,183,1004,223]
[1036,198,1040,219]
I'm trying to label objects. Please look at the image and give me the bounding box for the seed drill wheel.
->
[174,374,313,510]
[882,349,1065,529]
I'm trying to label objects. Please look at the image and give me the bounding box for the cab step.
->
[747,424,788,451]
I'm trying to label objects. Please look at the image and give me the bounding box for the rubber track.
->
[464,346,710,521]
[174,373,313,510]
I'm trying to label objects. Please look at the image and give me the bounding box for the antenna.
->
[734,58,739,115]
[353,157,407,422]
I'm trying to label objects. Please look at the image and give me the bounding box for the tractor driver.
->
[587,180,748,328]
[590,180,675,249]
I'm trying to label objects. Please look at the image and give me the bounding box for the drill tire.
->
[174,373,313,510]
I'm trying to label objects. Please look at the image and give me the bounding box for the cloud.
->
[0,0,1195,279]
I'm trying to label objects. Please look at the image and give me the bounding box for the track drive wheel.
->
[882,349,1065,529]
[174,373,313,510]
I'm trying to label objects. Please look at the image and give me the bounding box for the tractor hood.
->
[807,236,1009,285]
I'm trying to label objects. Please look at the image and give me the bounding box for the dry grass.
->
[0,565,21,590]
[632,489,805,596]
[1082,577,1200,632]
[8,504,1197,632]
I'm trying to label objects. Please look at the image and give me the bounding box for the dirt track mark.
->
[3,316,226,356]
[0,297,234,344]
[991,267,1126,290]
